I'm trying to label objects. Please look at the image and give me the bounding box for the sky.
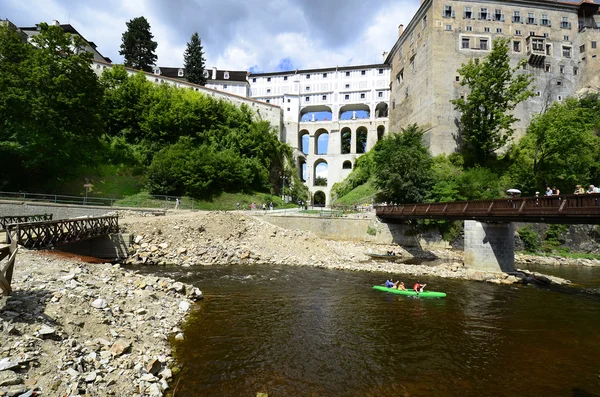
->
[1,0,420,72]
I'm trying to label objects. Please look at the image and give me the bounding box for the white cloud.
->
[1,0,421,70]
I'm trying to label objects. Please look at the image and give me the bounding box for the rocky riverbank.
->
[119,211,570,285]
[0,250,202,396]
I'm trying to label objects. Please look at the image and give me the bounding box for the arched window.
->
[341,127,351,154]
[342,161,352,169]
[356,127,368,154]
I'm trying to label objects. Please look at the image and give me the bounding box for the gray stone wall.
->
[464,220,515,272]
[0,201,116,220]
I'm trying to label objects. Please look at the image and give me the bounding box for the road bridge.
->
[375,194,600,273]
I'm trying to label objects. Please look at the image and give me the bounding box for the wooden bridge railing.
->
[376,194,600,224]
[0,214,53,231]
[6,215,119,249]
[0,240,18,295]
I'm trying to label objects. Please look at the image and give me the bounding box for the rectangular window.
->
[284,76,288,81]
[494,9,504,21]
[574,67,578,75]
[464,7,473,19]
[515,29,522,36]
[378,69,384,74]
[223,84,228,89]
[484,27,490,32]
[410,57,415,70]
[564,35,569,41]
[267,89,271,93]
[266,99,270,103]
[410,32,414,44]
[360,93,366,99]
[462,37,470,49]
[546,44,552,55]
[305,96,310,102]
[456,76,460,81]
[306,74,310,79]
[480,39,488,50]
[346,71,351,77]
[445,24,453,31]
[562,46,572,58]
[466,26,473,32]
[580,44,586,53]
[287,108,290,111]
[532,38,544,52]
[479,8,489,20]
[378,92,383,98]
[252,78,257,82]
[322,73,327,78]
[541,14,550,26]
[530,31,536,36]
[543,33,549,38]
[560,17,571,29]
[513,41,521,52]
[345,83,350,88]
[396,69,404,84]
[496,28,502,33]
[322,95,327,100]
[267,77,271,82]
[422,15,428,29]
[592,41,597,49]
[559,65,565,73]
[545,64,551,72]
[287,99,291,103]
[444,5,454,18]
[305,86,310,91]
[361,70,366,75]
[527,13,536,25]
[344,94,350,100]
[513,11,521,23]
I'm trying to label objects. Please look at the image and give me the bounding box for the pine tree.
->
[184,32,207,85]
[119,16,158,72]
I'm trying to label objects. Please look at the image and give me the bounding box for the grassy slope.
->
[331,179,378,206]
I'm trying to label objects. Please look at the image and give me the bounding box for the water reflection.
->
[132,264,600,397]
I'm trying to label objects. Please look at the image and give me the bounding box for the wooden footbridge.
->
[0,214,119,295]
[376,194,600,224]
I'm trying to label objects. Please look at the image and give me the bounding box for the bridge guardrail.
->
[6,215,119,249]
[375,193,600,224]
[0,214,53,231]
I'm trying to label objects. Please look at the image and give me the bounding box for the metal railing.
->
[0,214,53,230]
[376,194,600,224]
[0,191,195,210]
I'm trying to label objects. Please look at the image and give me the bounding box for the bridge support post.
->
[464,220,515,273]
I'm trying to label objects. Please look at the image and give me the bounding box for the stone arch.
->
[313,159,328,187]
[300,105,333,122]
[342,160,352,169]
[313,191,327,207]
[314,129,329,155]
[356,126,368,154]
[298,130,309,154]
[377,125,385,141]
[297,156,307,182]
[339,104,370,120]
[340,127,351,154]
[375,102,389,118]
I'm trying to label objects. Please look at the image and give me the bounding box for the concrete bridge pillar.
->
[464,220,515,272]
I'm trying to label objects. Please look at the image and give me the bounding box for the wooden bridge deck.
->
[6,215,119,249]
[376,194,600,224]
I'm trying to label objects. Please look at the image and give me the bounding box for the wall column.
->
[464,220,515,272]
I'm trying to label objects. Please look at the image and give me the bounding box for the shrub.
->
[367,226,377,236]
[518,225,541,252]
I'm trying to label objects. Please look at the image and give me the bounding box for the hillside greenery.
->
[0,24,306,204]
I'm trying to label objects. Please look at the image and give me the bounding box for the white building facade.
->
[249,65,391,206]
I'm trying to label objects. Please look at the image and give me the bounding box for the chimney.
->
[212,67,217,80]
[53,20,60,26]
[398,24,404,37]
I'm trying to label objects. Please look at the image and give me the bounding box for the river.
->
[137,263,600,397]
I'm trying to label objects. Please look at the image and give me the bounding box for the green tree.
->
[372,124,434,203]
[451,38,534,167]
[184,32,207,85]
[0,23,104,190]
[119,16,158,72]
[506,94,600,192]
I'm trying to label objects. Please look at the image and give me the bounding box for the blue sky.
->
[1,0,420,71]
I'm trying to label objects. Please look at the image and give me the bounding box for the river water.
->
[139,263,600,397]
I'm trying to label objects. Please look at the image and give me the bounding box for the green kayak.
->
[373,285,447,298]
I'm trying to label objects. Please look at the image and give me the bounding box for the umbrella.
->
[506,189,521,194]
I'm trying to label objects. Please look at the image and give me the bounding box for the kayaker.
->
[385,278,396,288]
[397,281,406,290]
[413,281,427,293]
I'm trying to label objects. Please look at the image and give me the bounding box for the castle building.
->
[248,65,390,205]
[151,66,250,97]
[386,0,600,155]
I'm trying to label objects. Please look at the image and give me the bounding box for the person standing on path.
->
[175,198,180,209]
[269,202,274,211]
